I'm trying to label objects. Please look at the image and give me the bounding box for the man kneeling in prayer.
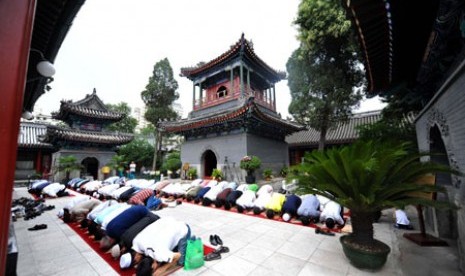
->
[130,216,190,275]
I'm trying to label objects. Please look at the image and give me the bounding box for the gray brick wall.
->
[52,150,115,181]
[181,132,290,182]
[415,63,465,271]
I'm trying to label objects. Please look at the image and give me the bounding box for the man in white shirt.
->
[132,217,188,275]
[394,209,414,230]
[319,200,345,229]
[129,161,136,179]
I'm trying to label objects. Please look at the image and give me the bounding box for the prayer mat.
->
[65,220,214,275]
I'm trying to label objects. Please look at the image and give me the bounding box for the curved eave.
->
[161,99,304,135]
[52,103,124,122]
[42,126,134,146]
[181,35,285,82]
[17,143,55,150]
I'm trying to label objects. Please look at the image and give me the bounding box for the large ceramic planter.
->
[340,235,390,270]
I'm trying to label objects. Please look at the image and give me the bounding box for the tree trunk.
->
[318,99,332,151]
[350,211,375,245]
[152,129,159,171]
[318,125,327,151]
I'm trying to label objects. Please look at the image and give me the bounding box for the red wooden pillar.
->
[0,0,36,272]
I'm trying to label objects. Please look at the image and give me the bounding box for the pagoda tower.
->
[42,89,133,180]
[160,34,303,181]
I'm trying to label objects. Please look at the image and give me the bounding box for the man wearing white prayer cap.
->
[120,252,132,269]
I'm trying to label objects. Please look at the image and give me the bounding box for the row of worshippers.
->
[66,177,192,203]
[58,195,190,275]
[162,179,346,229]
[28,179,69,198]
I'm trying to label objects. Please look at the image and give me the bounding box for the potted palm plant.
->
[291,140,457,270]
[55,155,83,183]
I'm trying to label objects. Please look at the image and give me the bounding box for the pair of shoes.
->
[28,224,47,231]
[213,246,229,254]
[209,234,223,246]
[204,251,221,261]
[44,205,55,211]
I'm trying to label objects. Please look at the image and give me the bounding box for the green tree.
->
[107,154,127,177]
[287,0,365,150]
[141,58,179,171]
[105,102,138,133]
[138,124,156,136]
[55,155,82,182]
[118,138,154,168]
[161,152,182,176]
[357,115,417,147]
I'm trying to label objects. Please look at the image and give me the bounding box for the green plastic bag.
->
[184,237,204,270]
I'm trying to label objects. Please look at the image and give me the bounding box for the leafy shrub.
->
[240,155,261,171]
[211,168,223,180]
[188,168,197,179]
[263,168,273,179]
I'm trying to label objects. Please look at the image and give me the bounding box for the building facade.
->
[161,35,303,182]
[16,121,55,181]
[41,89,133,181]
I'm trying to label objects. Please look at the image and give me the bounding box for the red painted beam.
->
[0,0,36,273]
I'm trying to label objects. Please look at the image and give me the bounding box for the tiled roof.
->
[160,97,304,135]
[52,89,124,121]
[17,122,54,149]
[41,125,134,146]
[286,111,382,147]
[180,34,286,82]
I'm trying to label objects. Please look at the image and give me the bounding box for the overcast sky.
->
[35,0,385,118]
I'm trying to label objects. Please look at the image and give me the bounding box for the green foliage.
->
[262,168,273,179]
[141,58,180,126]
[240,155,261,171]
[211,168,223,180]
[357,115,417,147]
[141,58,179,171]
[162,152,182,172]
[280,166,289,177]
[287,0,365,149]
[292,140,457,211]
[105,102,138,133]
[289,140,458,243]
[108,154,127,173]
[118,138,154,168]
[55,155,83,180]
[138,124,156,136]
[188,168,198,179]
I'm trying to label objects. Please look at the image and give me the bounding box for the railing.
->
[193,89,275,111]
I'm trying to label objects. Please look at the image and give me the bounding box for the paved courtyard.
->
[11,187,462,276]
